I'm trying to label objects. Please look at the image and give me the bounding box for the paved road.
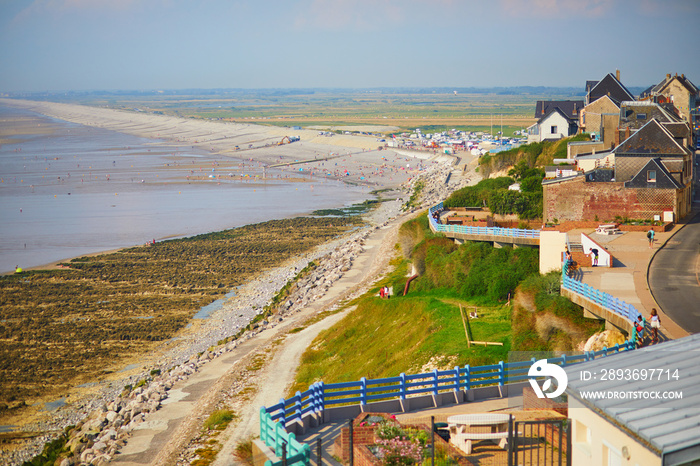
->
[648,210,700,334]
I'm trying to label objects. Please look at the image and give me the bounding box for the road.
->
[648,210,700,334]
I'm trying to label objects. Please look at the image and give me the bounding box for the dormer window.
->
[647,170,657,182]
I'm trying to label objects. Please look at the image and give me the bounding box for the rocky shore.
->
[2,156,474,466]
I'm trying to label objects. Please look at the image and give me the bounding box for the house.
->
[575,95,620,154]
[543,117,693,223]
[564,333,700,466]
[616,101,683,145]
[640,73,699,127]
[529,101,583,142]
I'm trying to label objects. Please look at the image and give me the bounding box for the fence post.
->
[400,373,407,400]
[433,369,439,396]
[279,397,287,428]
[349,418,354,466]
[465,365,471,390]
[561,354,567,366]
[294,391,302,424]
[260,407,268,446]
[499,361,505,386]
[360,377,367,407]
[454,365,461,393]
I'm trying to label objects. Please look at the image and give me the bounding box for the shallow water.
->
[0,106,370,273]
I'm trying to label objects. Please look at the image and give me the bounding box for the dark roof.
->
[616,119,689,156]
[535,100,583,120]
[624,158,683,189]
[619,102,682,130]
[564,334,700,463]
[585,80,599,94]
[587,73,635,105]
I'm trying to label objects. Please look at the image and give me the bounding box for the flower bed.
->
[334,413,472,466]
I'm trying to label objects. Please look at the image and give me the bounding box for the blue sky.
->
[1,0,699,92]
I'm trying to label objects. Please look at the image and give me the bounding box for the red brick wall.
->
[542,221,672,232]
[543,177,679,223]
[354,445,381,466]
[522,386,568,416]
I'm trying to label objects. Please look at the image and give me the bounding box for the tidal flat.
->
[0,216,360,421]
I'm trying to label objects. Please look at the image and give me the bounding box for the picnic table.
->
[447,413,512,454]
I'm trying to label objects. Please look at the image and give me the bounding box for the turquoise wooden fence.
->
[260,408,310,466]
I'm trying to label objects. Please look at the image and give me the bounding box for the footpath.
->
[571,211,699,342]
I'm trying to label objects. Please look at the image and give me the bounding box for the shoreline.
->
[0,156,472,465]
[0,98,454,274]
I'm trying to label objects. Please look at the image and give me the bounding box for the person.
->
[650,308,661,344]
[379,287,385,299]
[384,286,390,299]
[589,248,599,266]
[647,228,655,248]
[635,315,646,347]
[564,248,573,275]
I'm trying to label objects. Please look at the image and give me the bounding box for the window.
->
[551,125,558,134]
[647,170,657,182]
[637,113,647,120]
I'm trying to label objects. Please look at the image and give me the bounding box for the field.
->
[26,88,584,137]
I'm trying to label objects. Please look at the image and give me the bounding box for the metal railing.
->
[429,202,540,239]
[260,408,310,466]
[561,272,641,324]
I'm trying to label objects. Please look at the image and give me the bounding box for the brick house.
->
[584,70,635,106]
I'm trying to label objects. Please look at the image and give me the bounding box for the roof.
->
[564,334,700,464]
[619,101,682,131]
[642,74,700,98]
[616,119,689,156]
[535,100,584,120]
[624,158,684,190]
[587,73,635,105]
[576,150,613,160]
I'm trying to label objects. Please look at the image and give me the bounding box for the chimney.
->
[682,74,685,79]
[616,69,620,81]
[667,73,671,80]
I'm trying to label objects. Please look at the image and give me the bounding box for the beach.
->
[0,99,454,274]
[0,98,476,464]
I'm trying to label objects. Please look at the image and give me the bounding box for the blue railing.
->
[429,202,540,239]
[262,343,635,442]
[561,272,641,325]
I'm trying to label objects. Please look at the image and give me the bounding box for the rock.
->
[106,410,119,423]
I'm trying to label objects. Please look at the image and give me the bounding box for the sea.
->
[0,105,371,274]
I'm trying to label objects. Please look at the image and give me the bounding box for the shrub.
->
[204,409,236,430]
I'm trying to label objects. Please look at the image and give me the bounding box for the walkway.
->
[570,215,697,341]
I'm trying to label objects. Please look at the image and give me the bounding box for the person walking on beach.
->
[650,308,661,344]
[647,228,655,248]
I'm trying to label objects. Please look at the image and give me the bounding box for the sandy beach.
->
[0,98,452,191]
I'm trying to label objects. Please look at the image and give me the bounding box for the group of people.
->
[635,308,662,347]
[379,286,391,299]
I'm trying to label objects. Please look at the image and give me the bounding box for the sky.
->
[1,0,699,92]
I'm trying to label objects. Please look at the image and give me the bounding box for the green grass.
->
[204,409,236,431]
[288,285,512,395]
